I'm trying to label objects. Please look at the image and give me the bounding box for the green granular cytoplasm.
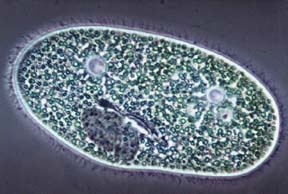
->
[13,26,279,177]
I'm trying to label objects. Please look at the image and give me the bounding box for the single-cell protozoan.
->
[11,26,280,177]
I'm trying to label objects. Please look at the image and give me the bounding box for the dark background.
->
[0,0,288,194]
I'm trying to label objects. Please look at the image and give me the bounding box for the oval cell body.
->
[12,26,280,177]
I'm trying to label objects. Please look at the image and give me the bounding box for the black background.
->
[0,0,288,194]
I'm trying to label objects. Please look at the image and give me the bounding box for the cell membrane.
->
[11,26,280,177]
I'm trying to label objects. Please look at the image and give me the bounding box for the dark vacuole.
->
[81,107,140,163]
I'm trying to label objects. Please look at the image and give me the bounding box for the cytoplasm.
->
[12,26,280,177]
